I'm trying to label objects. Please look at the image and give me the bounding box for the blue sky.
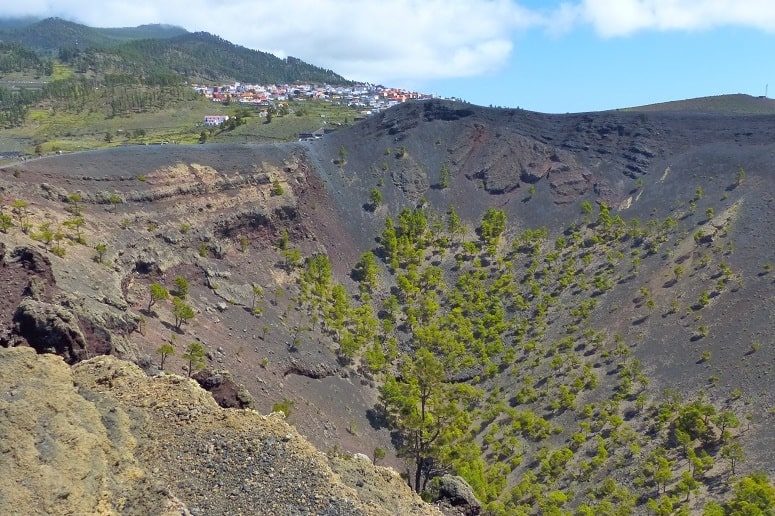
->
[4,0,775,113]
[433,25,775,112]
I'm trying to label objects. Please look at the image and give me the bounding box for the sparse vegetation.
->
[148,283,169,311]
[182,340,206,377]
[156,342,175,369]
[368,188,383,211]
[271,179,284,196]
[438,163,451,189]
[172,297,195,330]
[93,242,108,263]
[173,276,189,299]
[272,398,295,417]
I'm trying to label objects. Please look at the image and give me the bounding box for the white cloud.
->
[3,0,775,83]
[0,0,542,83]
[576,0,775,37]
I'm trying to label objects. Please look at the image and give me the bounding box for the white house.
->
[204,115,230,127]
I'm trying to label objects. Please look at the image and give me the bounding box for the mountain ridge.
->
[0,17,188,51]
[621,93,775,115]
[0,17,349,85]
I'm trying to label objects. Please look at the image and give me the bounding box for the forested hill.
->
[0,18,349,127]
[0,18,187,51]
[0,18,348,85]
[72,32,349,85]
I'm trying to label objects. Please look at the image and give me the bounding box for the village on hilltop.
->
[192,82,438,116]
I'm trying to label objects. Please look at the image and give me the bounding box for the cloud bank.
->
[578,0,775,37]
[2,0,774,83]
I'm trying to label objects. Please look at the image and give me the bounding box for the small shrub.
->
[271,179,284,196]
[272,398,295,417]
[92,243,107,263]
[373,447,386,465]
[173,276,189,298]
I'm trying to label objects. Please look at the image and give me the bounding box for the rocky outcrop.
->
[0,347,439,516]
[12,299,89,363]
[284,356,343,380]
[460,127,593,201]
[9,246,55,282]
[424,475,482,516]
[193,368,255,409]
[0,347,186,515]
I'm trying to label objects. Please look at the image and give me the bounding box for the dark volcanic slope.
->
[308,100,775,468]
[624,93,775,115]
[308,99,775,248]
[16,143,302,179]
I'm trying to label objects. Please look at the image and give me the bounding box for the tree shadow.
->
[632,315,649,326]
[161,320,182,334]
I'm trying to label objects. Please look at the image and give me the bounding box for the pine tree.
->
[156,342,175,369]
[182,340,206,377]
[148,283,169,311]
[172,297,195,330]
[380,347,480,492]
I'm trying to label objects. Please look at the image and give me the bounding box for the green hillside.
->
[0,18,186,52]
[0,42,52,75]
[0,18,347,85]
[0,18,350,139]
[0,17,41,31]
[65,32,348,85]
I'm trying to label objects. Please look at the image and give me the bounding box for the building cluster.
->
[192,82,435,115]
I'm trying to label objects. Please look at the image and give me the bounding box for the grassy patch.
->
[50,62,74,81]
[0,96,363,155]
[215,100,361,143]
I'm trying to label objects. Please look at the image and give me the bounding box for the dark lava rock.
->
[12,299,88,364]
[22,277,47,300]
[519,166,546,184]
[284,357,341,380]
[193,369,254,409]
[697,233,714,245]
[425,475,481,516]
[423,101,474,122]
[134,354,161,376]
[10,246,54,282]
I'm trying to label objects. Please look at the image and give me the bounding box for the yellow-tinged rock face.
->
[0,347,439,516]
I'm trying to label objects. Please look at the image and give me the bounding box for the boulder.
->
[192,369,254,409]
[520,165,547,184]
[23,277,47,300]
[425,475,481,516]
[352,453,372,463]
[10,246,54,280]
[13,299,88,364]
